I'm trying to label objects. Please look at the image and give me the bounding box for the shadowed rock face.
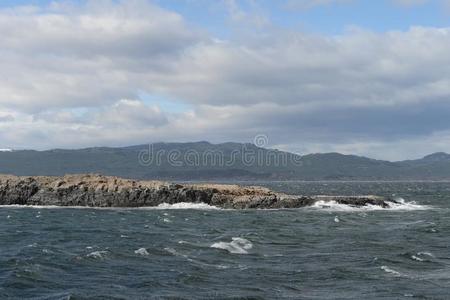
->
[0,174,392,209]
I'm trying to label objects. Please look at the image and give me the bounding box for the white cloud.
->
[1,0,450,159]
[0,0,203,112]
[94,99,168,128]
[285,0,353,10]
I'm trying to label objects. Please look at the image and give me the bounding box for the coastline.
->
[0,174,392,209]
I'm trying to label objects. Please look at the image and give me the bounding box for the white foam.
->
[0,202,220,210]
[155,202,220,210]
[211,237,253,254]
[310,197,430,212]
[134,248,149,256]
[381,265,403,276]
[86,250,108,259]
[417,252,434,257]
[411,252,434,262]
[0,205,63,209]
[411,255,424,262]
[0,197,430,212]
[334,216,340,223]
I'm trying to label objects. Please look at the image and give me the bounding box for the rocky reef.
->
[0,174,392,209]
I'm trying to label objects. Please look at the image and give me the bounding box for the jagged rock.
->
[0,174,392,209]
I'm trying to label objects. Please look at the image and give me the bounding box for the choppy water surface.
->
[1,181,450,299]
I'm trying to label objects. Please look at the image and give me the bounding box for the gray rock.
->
[0,174,392,209]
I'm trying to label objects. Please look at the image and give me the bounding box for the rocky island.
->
[0,174,393,209]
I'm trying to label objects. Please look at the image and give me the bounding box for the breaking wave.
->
[310,197,431,212]
[154,202,220,210]
[86,251,108,259]
[134,248,149,256]
[381,266,403,277]
[0,197,430,211]
[0,202,221,210]
[211,237,253,254]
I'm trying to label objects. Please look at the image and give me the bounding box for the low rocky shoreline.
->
[0,174,393,209]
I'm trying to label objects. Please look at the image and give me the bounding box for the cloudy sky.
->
[1,0,450,160]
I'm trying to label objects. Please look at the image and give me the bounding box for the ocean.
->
[0,181,449,299]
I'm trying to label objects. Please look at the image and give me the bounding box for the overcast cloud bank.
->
[1,0,450,160]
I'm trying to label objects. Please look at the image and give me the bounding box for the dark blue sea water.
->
[1,181,450,299]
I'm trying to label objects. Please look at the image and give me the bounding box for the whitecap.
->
[0,205,62,209]
[134,248,149,256]
[334,216,340,223]
[387,197,431,211]
[310,198,430,212]
[162,218,171,223]
[211,237,253,254]
[0,203,220,210]
[155,202,220,210]
[381,265,402,277]
[417,252,434,257]
[411,255,424,262]
[411,252,434,262]
[87,250,108,259]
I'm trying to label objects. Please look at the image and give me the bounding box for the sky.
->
[1,0,450,160]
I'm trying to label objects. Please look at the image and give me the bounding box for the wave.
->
[0,198,430,211]
[211,237,253,254]
[411,255,424,262]
[164,247,229,269]
[417,251,434,257]
[86,250,108,259]
[411,251,434,262]
[134,248,149,256]
[381,265,403,277]
[0,204,63,209]
[154,202,220,210]
[0,202,221,210]
[310,197,431,212]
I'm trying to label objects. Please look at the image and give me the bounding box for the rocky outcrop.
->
[0,174,393,209]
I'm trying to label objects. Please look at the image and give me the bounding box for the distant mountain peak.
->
[422,152,450,161]
[2,142,450,180]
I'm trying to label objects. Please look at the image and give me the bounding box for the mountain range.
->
[1,142,450,180]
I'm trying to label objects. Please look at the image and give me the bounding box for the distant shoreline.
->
[2,143,450,181]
